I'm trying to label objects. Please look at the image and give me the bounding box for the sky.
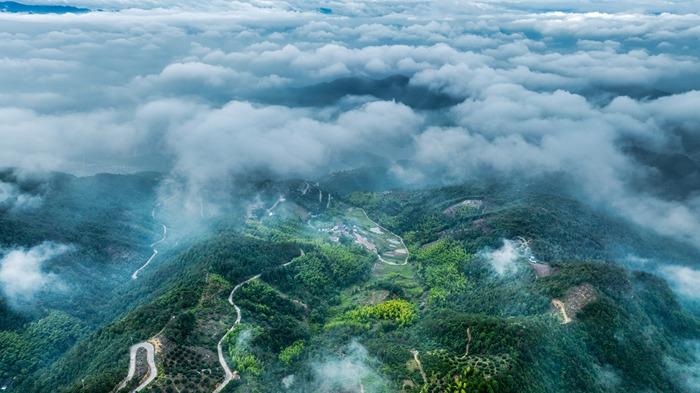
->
[1,1,700,270]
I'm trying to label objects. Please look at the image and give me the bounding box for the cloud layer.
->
[1,2,700,250]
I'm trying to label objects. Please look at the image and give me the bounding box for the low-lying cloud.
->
[659,265,700,300]
[0,181,42,211]
[479,239,521,275]
[666,340,700,393]
[307,340,388,393]
[1,1,700,253]
[0,242,72,304]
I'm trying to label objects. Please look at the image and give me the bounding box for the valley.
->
[131,207,168,280]
[2,173,700,393]
[2,0,700,391]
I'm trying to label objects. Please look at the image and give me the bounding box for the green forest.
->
[1,172,699,393]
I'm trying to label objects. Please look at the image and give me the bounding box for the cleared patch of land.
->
[309,207,409,265]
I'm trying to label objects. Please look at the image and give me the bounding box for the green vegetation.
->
[341,299,417,327]
[2,173,700,393]
[226,324,264,376]
[426,365,502,393]
[278,340,305,364]
[0,311,87,385]
[415,240,471,305]
[294,244,372,294]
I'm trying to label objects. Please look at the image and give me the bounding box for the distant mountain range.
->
[0,1,89,14]
[261,75,462,110]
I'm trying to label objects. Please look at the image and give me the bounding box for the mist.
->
[0,2,699,256]
[0,181,42,211]
[303,340,389,393]
[479,239,521,276]
[3,4,700,393]
[0,242,72,305]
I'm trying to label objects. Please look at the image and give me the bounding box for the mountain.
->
[1,171,699,393]
[625,146,700,200]
[259,75,462,109]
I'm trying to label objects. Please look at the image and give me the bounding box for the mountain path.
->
[213,250,304,393]
[266,195,286,216]
[131,205,167,280]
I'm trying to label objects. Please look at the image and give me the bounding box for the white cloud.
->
[660,265,700,300]
[0,181,42,211]
[0,1,700,250]
[310,340,388,392]
[0,242,72,302]
[166,99,421,189]
[666,340,700,392]
[480,239,521,275]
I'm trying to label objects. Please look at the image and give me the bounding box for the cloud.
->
[0,242,72,303]
[397,83,700,246]
[1,1,700,252]
[480,239,521,275]
[595,364,622,392]
[165,99,421,188]
[0,107,152,173]
[308,340,388,393]
[665,340,700,393]
[0,181,42,210]
[659,265,700,300]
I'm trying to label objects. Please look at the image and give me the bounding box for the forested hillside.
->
[3,172,698,392]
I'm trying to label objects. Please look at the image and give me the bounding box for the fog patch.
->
[0,181,42,211]
[665,340,700,392]
[0,242,72,304]
[164,100,421,199]
[309,340,388,393]
[479,239,521,276]
[236,326,254,350]
[152,175,226,244]
[659,265,700,300]
[619,254,654,270]
[595,364,622,392]
[282,374,295,389]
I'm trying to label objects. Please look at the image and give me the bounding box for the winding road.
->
[213,251,304,393]
[518,238,570,323]
[115,342,157,392]
[213,276,257,393]
[131,206,168,280]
